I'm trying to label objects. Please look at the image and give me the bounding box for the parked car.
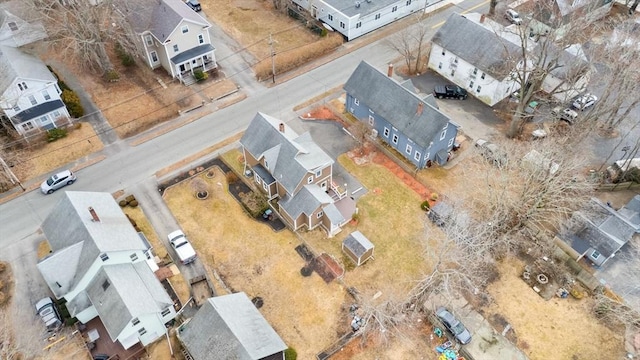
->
[434,85,468,100]
[475,139,507,167]
[35,297,63,332]
[572,93,597,111]
[505,9,522,25]
[40,170,76,194]
[551,106,578,124]
[168,230,197,264]
[185,0,201,11]
[435,307,472,345]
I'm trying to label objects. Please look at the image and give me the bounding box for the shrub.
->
[284,347,297,360]
[194,69,208,82]
[73,122,82,130]
[115,43,135,67]
[129,200,138,207]
[420,200,430,211]
[61,89,84,117]
[47,128,67,142]
[430,193,439,201]
[125,195,136,203]
[119,200,127,207]
[104,69,120,82]
[226,171,239,184]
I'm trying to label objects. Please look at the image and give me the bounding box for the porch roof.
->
[170,44,215,65]
[252,163,275,185]
[12,99,65,123]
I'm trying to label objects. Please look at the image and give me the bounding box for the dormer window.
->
[17,82,28,91]
[264,160,268,170]
[100,253,109,261]
[315,169,322,177]
[145,35,153,46]
[181,25,188,34]
[8,22,18,31]
[132,317,140,325]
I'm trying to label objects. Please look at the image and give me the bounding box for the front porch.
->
[171,44,217,85]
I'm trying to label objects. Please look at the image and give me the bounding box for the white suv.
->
[572,93,598,111]
[505,9,522,25]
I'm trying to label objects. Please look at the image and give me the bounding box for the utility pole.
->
[269,33,276,84]
[0,156,24,191]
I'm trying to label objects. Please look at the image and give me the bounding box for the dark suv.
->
[186,0,201,11]
[434,85,468,100]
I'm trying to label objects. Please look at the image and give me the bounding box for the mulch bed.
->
[311,253,344,283]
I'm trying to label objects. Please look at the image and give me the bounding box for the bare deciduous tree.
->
[385,14,431,75]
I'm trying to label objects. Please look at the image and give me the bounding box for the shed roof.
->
[343,61,453,149]
[179,292,287,360]
[343,231,374,258]
[431,13,521,80]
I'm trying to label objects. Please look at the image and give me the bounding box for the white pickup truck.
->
[168,230,197,264]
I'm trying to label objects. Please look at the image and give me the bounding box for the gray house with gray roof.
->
[240,112,350,237]
[178,292,287,360]
[118,0,216,84]
[291,0,428,41]
[0,45,70,135]
[344,61,458,167]
[37,192,176,350]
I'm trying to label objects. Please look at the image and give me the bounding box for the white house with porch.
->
[122,0,217,85]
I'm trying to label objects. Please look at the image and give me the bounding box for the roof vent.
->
[89,207,100,222]
[279,123,285,132]
[355,1,360,7]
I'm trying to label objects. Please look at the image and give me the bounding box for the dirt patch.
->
[311,253,344,283]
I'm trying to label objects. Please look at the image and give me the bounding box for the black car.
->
[433,85,468,100]
[435,307,472,345]
[186,0,201,11]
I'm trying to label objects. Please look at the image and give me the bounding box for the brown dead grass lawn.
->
[484,257,625,360]
[122,205,167,259]
[44,331,91,360]
[167,273,191,308]
[15,123,103,182]
[164,168,345,359]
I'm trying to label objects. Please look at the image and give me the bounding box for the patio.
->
[78,317,146,360]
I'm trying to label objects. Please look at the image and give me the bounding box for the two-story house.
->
[428,13,522,106]
[240,112,351,237]
[531,0,612,37]
[37,192,177,350]
[122,0,216,84]
[178,292,288,360]
[0,0,47,47]
[344,61,459,167]
[291,0,429,41]
[0,45,71,136]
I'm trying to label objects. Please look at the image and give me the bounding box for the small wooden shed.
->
[342,231,374,267]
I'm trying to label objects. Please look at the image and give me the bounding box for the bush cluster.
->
[115,43,135,67]
[47,128,68,142]
[61,89,84,118]
[194,69,209,82]
[284,347,297,360]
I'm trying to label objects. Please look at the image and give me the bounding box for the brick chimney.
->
[387,64,394,77]
[88,207,100,222]
[279,123,285,132]
[416,102,424,116]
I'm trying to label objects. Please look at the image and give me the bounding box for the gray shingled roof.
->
[618,195,640,230]
[0,1,47,47]
[240,112,333,195]
[118,0,209,42]
[280,185,332,220]
[87,262,172,341]
[179,292,287,360]
[324,0,398,18]
[344,61,453,149]
[39,192,147,296]
[431,13,521,80]
[343,231,374,258]
[324,203,345,226]
[533,43,589,81]
[0,45,55,95]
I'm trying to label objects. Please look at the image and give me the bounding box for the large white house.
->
[0,45,71,135]
[121,0,217,84]
[291,0,431,40]
[37,192,176,350]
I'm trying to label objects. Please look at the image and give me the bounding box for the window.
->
[8,22,18,31]
[356,22,361,28]
[262,181,268,191]
[481,73,486,80]
[102,280,110,291]
[406,144,412,154]
[132,318,140,325]
[315,169,322,177]
[438,62,442,69]
[448,138,454,147]
[392,134,398,144]
[42,90,51,100]
[100,253,109,261]
[476,85,482,93]
[38,116,48,125]
[21,122,34,131]
[317,211,324,218]
[592,250,601,259]
[392,5,397,11]
[53,110,61,118]
[130,253,138,261]
[264,160,269,169]
[354,98,359,105]
[13,104,20,112]
[18,82,28,91]
[198,34,204,44]
[328,14,333,21]
[440,129,447,140]
[375,13,381,20]
[340,21,345,29]
[406,0,412,5]
[161,307,171,317]
[307,176,313,184]
[145,35,153,46]
[426,152,430,160]
[469,81,474,88]
[255,174,262,184]
[150,51,158,62]
[383,127,390,137]
[28,95,37,105]
[138,328,147,336]
[414,151,421,161]
[173,44,179,52]
[181,25,188,33]
[368,115,374,126]
[473,68,478,75]
[450,69,455,76]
